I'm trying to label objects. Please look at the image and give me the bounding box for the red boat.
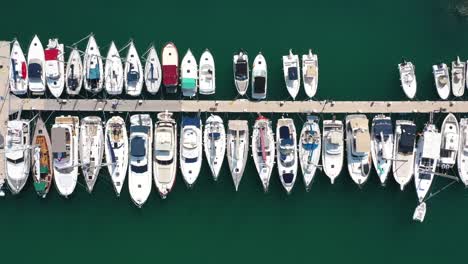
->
[162,42,179,93]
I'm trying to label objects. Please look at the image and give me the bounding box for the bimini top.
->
[130,125,149,134]
[28,61,43,79]
[253,76,266,94]
[45,49,59,61]
[89,64,100,80]
[163,65,178,85]
[131,136,146,158]
[51,127,67,153]
[235,61,248,80]
[422,131,441,159]
[280,125,291,140]
[373,120,392,141]
[182,116,200,128]
[288,67,298,80]
[399,124,416,153]
[182,78,196,90]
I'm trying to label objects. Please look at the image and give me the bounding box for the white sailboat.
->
[104,42,124,95]
[451,56,465,97]
[299,115,321,191]
[45,38,65,98]
[439,113,459,170]
[322,119,344,184]
[104,116,128,196]
[52,116,79,197]
[83,35,103,93]
[5,120,30,194]
[9,40,28,95]
[144,45,162,94]
[346,115,371,187]
[204,115,225,181]
[153,111,177,199]
[252,116,274,192]
[432,63,450,100]
[233,50,249,96]
[398,60,417,99]
[180,49,198,97]
[199,49,215,95]
[370,115,393,186]
[180,116,203,188]
[129,114,152,207]
[251,52,267,100]
[65,48,83,95]
[392,120,417,191]
[276,117,298,194]
[457,118,468,186]
[302,49,318,98]
[282,49,300,99]
[28,35,46,95]
[227,120,249,191]
[79,116,104,193]
[125,42,143,96]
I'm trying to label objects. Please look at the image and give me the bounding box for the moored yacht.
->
[398,60,417,99]
[451,56,465,97]
[439,113,459,170]
[65,48,83,95]
[5,119,31,194]
[457,118,468,186]
[9,40,28,95]
[282,49,300,99]
[32,116,53,198]
[233,50,249,96]
[79,116,104,193]
[45,38,65,98]
[345,115,371,187]
[204,115,225,181]
[104,42,124,95]
[180,49,198,97]
[145,45,162,94]
[302,49,318,98]
[251,52,267,100]
[432,63,450,100]
[370,115,393,186]
[276,117,298,194]
[180,115,203,188]
[322,119,344,184]
[299,115,321,191]
[199,49,215,95]
[227,120,249,191]
[252,116,274,192]
[162,42,179,93]
[392,120,417,191]
[83,35,103,93]
[28,35,46,95]
[104,116,128,196]
[124,42,143,96]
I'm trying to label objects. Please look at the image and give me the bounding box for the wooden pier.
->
[0,41,10,192]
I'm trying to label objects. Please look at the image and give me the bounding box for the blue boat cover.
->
[11,59,18,81]
[288,67,298,80]
[89,65,100,80]
[399,124,416,153]
[279,126,290,140]
[302,143,318,151]
[281,138,293,146]
[182,116,200,128]
[373,120,392,140]
[254,76,266,94]
[127,71,139,82]
[209,132,221,140]
[185,157,198,163]
[283,173,294,184]
[130,125,149,134]
[149,63,156,80]
[130,136,146,157]
[28,63,42,78]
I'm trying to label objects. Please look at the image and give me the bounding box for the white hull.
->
[252,117,274,192]
[451,58,465,97]
[276,118,298,194]
[79,116,104,193]
[180,116,202,187]
[161,42,179,93]
[322,120,344,184]
[104,42,124,95]
[458,118,468,186]
[180,49,198,97]
[199,49,215,95]
[439,113,459,169]
[65,49,83,95]
[105,116,128,196]
[302,50,318,98]
[370,115,393,186]
[227,120,249,191]
[144,46,162,94]
[251,53,267,100]
[27,35,46,94]
[392,120,416,191]
[299,116,321,190]
[204,115,225,180]
[5,120,30,194]
[125,42,143,96]
[83,36,103,93]
[346,115,371,187]
[233,51,249,96]
[432,64,450,100]
[398,61,417,99]
[282,50,300,99]
[9,40,28,95]
[45,39,65,98]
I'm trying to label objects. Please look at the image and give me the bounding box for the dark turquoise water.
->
[2,0,468,263]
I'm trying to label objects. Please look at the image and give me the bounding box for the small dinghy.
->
[52,116,79,197]
[180,116,203,188]
[104,42,124,95]
[393,120,417,191]
[104,116,128,196]
[204,115,225,181]
[45,38,65,98]
[129,114,152,207]
[277,117,298,194]
[5,120,31,194]
[414,120,441,202]
[432,63,450,100]
[302,49,318,98]
[252,116,274,192]
[199,49,215,95]
[346,115,371,187]
[282,49,301,100]
[28,35,46,95]
[83,35,103,93]
[299,116,321,191]
[153,111,177,198]
[125,42,143,96]
[251,52,267,100]
[227,120,249,191]
[180,49,198,97]
[79,116,104,193]
[413,202,426,223]
[233,50,249,96]
[32,116,53,198]
[161,42,179,93]
[322,119,344,184]
[458,118,468,186]
[9,40,28,95]
[398,60,417,99]
[144,45,162,94]
[439,113,459,170]
[451,56,465,97]
[66,48,83,95]
[370,115,393,186]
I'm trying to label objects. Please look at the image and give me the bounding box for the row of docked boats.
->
[398,57,468,99]
[3,112,465,207]
[9,35,318,99]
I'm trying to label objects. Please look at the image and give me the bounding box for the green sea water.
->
[2,0,468,263]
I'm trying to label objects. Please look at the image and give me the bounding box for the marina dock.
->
[0,41,11,190]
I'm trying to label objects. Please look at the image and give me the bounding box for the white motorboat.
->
[32,116,53,198]
[392,120,417,191]
[5,119,30,194]
[180,116,203,188]
[432,63,450,100]
[144,45,162,94]
[104,41,124,95]
[204,115,225,181]
[413,202,426,223]
[9,40,28,95]
[282,49,301,100]
[125,42,143,96]
[83,35,103,93]
[322,119,344,184]
[104,116,128,196]
[129,114,152,207]
[439,113,459,170]
[65,48,83,95]
[52,116,79,197]
[414,121,441,203]
[28,35,46,95]
[302,49,318,98]
[252,116,274,192]
[227,120,249,191]
[299,115,321,191]
[276,117,298,194]
[199,49,215,95]
[345,115,371,187]
[161,42,179,93]
[451,56,465,97]
[233,50,249,96]
[251,52,267,100]
[370,115,393,186]
[79,116,104,193]
[180,49,198,97]
[457,118,468,186]
[153,111,177,199]
[45,38,65,98]
[398,60,417,99]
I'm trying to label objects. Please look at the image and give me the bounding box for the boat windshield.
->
[131,164,147,173]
